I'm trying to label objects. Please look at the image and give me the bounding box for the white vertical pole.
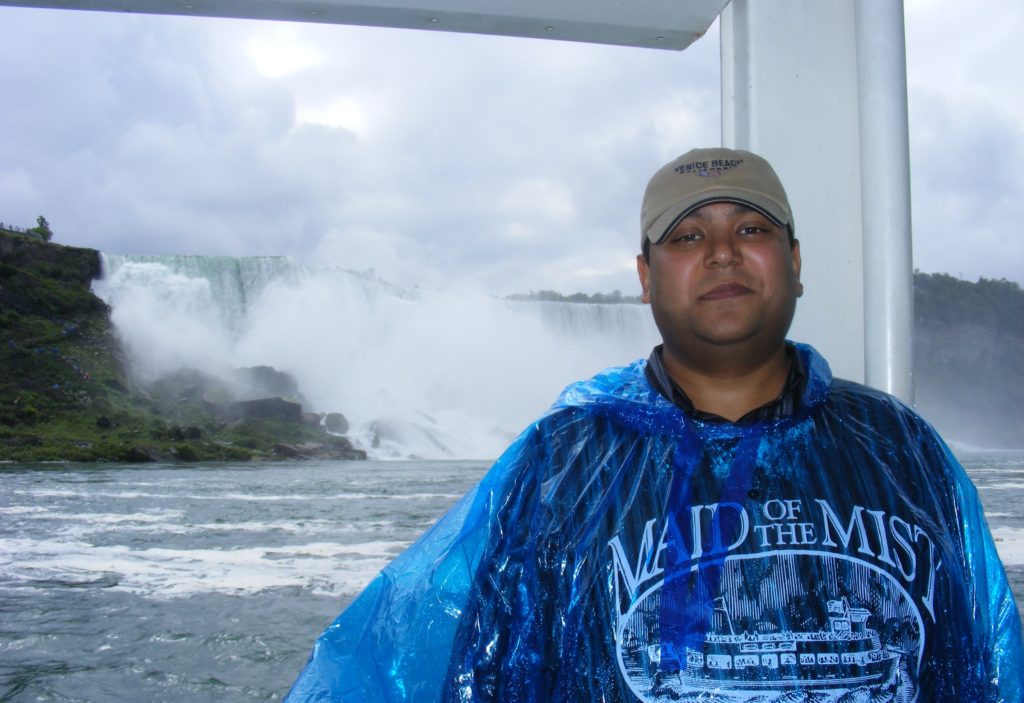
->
[721,0,866,384]
[855,0,914,402]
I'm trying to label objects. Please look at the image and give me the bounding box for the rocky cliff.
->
[0,229,365,462]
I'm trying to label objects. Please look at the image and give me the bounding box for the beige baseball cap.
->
[640,147,793,250]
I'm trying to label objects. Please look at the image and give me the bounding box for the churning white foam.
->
[0,536,408,599]
[5,526,1022,600]
[978,483,1024,491]
[93,255,660,460]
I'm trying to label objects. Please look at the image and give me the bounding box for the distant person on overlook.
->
[286,147,1023,702]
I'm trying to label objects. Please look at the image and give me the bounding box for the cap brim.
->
[648,191,790,244]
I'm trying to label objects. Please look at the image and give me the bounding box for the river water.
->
[2,452,1023,702]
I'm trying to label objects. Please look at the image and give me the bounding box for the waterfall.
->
[93,254,661,460]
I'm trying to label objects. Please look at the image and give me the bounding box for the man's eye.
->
[671,232,702,243]
[739,226,768,236]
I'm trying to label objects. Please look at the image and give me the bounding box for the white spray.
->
[93,255,660,460]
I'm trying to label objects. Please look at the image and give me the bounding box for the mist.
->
[912,273,1024,451]
[93,254,662,459]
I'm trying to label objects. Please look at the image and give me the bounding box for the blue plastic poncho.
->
[287,344,1023,702]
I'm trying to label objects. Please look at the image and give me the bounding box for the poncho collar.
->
[644,343,806,425]
[552,342,833,437]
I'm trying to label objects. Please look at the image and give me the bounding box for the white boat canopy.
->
[0,0,730,49]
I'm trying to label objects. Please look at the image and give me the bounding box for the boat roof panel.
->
[0,0,729,49]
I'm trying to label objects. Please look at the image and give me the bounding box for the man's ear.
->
[791,239,803,297]
[636,254,651,303]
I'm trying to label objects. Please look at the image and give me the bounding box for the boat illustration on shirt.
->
[663,597,901,690]
[620,595,906,701]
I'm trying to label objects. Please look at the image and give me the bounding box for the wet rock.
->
[150,368,234,405]
[273,442,318,458]
[2,434,42,446]
[120,445,158,462]
[226,397,302,423]
[327,436,366,460]
[172,445,200,462]
[273,438,366,460]
[171,425,203,440]
[324,412,349,435]
[233,366,304,404]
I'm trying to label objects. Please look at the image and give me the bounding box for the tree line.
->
[912,272,1022,447]
[0,216,54,242]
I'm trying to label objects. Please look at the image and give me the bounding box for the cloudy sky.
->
[1,0,1021,296]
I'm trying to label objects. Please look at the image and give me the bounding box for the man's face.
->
[636,202,802,368]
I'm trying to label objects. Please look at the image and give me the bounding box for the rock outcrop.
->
[226,397,303,423]
[324,412,350,435]
[0,230,366,462]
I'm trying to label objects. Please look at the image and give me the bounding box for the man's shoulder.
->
[794,343,923,422]
[827,375,915,415]
[823,375,951,450]
[791,345,950,450]
[535,359,687,436]
[828,375,905,405]
[553,360,650,407]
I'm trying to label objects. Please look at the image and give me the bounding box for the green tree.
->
[31,215,53,241]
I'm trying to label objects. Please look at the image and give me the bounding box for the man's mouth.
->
[700,282,753,300]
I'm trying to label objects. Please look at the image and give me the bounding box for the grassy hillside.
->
[913,272,1024,448]
[0,229,364,462]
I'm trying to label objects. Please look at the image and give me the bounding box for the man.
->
[287,148,1023,702]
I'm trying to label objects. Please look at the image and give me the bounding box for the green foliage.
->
[913,272,1024,447]
[914,272,1024,335]
[30,215,54,242]
[0,229,358,463]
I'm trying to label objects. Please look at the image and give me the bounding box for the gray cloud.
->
[904,0,1024,283]
[1,2,1021,295]
[909,93,1024,282]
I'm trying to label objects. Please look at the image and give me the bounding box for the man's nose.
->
[705,232,741,267]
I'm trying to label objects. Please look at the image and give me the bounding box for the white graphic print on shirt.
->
[608,496,939,702]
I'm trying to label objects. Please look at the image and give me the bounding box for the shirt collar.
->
[643,343,807,425]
